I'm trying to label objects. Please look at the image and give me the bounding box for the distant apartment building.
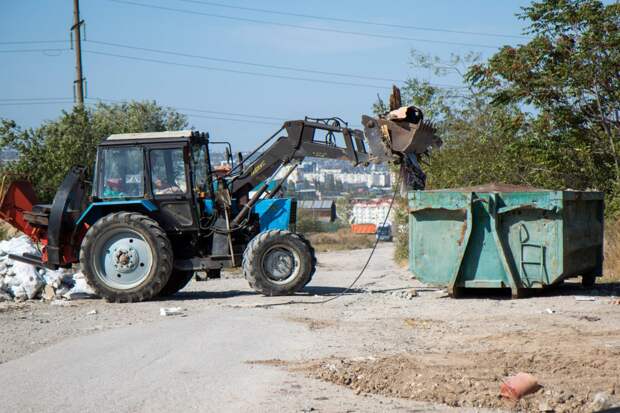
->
[289,170,391,188]
[351,198,394,225]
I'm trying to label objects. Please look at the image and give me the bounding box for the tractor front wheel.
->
[80,212,173,303]
[242,230,316,296]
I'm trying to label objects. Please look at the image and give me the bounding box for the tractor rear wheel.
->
[80,212,173,303]
[158,270,194,296]
[242,230,316,296]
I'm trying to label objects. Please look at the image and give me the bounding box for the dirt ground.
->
[1,244,619,412]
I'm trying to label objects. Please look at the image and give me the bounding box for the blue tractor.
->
[0,107,440,302]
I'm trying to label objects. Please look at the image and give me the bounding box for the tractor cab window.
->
[149,148,187,196]
[99,147,144,198]
[191,144,208,193]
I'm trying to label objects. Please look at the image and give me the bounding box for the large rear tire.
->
[158,270,194,296]
[80,212,173,303]
[242,230,316,296]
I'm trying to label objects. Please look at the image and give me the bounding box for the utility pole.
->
[71,0,85,106]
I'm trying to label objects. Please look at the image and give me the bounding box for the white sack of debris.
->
[0,235,97,301]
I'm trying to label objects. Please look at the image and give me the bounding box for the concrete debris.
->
[590,391,619,411]
[50,299,73,307]
[86,309,97,315]
[390,289,418,300]
[574,296,596,301]
[0,235,98,302]
[41,285,56,301]
[0,289,12,302]
[545,308,556,314]
[160,307,185,316]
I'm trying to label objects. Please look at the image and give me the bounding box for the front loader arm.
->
[230,118,372,201]
[229,106,441,203]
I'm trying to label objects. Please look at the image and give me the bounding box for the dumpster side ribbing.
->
[408,188,604,297]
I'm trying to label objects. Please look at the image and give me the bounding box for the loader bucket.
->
[0,179,41,240]
[362,106,442,191]
[384,118,440,155]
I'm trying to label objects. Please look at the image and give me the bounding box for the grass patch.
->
[307,229,374,252]
[603,220,620,282]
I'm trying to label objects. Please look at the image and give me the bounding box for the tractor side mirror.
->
[225,147,232,165]
[237,152,244,174]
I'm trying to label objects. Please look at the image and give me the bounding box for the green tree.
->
[467,0,620,207]
[376,51,529,262]
[0,101,187,201]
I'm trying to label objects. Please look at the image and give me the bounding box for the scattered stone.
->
[0,290,11,302]
[390,289,418,300]
[41,285,56,301]
[578,315,600,322]
[50,299,72,307]
[0,236,98,301]
[590,391,617,411]
[538,400,554,412]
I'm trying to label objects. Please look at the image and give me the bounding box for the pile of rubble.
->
[0,235,96,302]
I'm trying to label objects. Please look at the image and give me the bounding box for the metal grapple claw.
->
[362,105,442,191]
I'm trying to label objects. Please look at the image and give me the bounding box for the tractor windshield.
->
[98,147,145,199]
[149,148,187,195]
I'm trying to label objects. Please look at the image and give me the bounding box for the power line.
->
[0,40,68,45]
[87,40,404,83]
[87,97,284,126]
[0,97,73,101]
[0,96,283,126]
[105,0,506,49]
[2,39,464,88]
[0,100,75,107]
[84,49,465,90]
[184,113,281,126]
[175,0,528,40]
[87,97,288,121]
[0,49,69,54]
[178,107,287,121]
[84,49,394,89]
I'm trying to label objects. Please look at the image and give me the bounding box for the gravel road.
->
[0,244,618,412]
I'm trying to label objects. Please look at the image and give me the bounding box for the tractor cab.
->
[92,130,210,233]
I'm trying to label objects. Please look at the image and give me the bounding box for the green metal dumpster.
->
[408,184,604,297]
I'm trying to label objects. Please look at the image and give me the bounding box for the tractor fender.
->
[75,200,159,229]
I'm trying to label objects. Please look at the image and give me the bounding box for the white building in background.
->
[286,163,392,189]
[351,198,394,225]
[369,172,391,187]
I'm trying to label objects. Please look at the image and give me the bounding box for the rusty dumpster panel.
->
[408,188,604,298]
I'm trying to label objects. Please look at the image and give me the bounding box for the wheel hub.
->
[264,248,294,281]
[113,247,140,273]
[93,229,154,290]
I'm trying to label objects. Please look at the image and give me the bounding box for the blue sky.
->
[1,0,531,150]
